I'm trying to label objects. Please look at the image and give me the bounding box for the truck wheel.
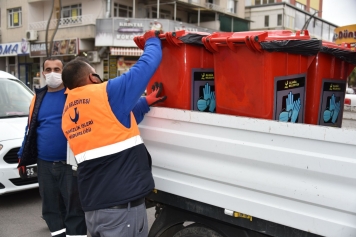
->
[172,224,223,237]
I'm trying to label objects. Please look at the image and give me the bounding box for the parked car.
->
[345,87,356,106]
[346,87,355,94]
[0,70,38,195]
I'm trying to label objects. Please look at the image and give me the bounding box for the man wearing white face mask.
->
[17,57,87,237]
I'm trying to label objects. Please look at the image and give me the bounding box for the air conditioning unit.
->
[87,51,101,63]
[26,30,38,41]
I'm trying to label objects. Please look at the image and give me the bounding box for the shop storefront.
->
[95,18,214,81]
[333,24,356,47]
[0,39,34,88]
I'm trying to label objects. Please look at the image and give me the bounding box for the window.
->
[114,3,133,18]
[296,2,305,11]
[295,10,306,30]
[277,14,282,26]
[228,0,238,13]
[264,15,269,27]
[151,7,170,19]
[309,7,317,15]
[322,22,330,41]
[8,8,21,28]
[255,0,274,5]
[61,4,82,24]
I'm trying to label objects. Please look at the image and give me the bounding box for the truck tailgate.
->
[139,107,356,237]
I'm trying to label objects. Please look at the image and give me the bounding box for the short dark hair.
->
[62,60,92,89]
[73,56,91,65]
[42,57,64,70]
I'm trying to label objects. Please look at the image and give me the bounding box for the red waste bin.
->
[202,30,320,123]
[305,41,356,127]
[135,30,215,111]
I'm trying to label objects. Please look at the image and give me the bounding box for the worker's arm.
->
[132,97,150,124]
[106,32,162,128]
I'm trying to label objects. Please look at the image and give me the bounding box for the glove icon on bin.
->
[323,94,340,124]
[197,83,216,113]
[278,92,301,123]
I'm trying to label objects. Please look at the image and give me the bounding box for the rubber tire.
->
[172,224,223,237]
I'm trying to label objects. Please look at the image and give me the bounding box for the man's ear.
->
[88,74,98,84]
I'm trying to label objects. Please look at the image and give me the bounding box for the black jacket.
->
[18,86,48,167]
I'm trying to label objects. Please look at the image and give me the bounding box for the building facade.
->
[245,0,338,42]
[0,0,249,89]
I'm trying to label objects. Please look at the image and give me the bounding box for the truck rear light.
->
[345,98,351,105]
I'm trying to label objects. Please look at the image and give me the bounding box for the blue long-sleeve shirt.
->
[107,37,162,128]
[18,37,161,161]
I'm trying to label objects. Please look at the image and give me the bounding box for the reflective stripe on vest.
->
[75,134,143,164]
[62,82,141,160]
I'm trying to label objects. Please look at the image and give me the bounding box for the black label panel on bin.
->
[191,69,215,112]
[274,75,306,123]
[318,80,346,127]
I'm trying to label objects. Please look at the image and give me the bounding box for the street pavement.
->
[0,188,155,237]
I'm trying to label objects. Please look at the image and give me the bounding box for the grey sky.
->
[322,0,356,26]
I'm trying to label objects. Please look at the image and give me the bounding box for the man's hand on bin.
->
[146,82,167,106]
[18,158,27,179]
[143,30,162,41]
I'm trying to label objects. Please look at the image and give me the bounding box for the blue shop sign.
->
[0,40,30,56]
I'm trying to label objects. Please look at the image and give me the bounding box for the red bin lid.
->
[202,30,321,56]
[134,30,210,50]
[321,41,356,65]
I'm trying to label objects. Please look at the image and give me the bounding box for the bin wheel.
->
[171,224,223,237]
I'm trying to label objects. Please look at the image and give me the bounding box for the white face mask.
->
[45,72,62,88]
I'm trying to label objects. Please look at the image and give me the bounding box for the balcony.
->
[205,2,223,11]
[29,14,95,31]
[205,3,237,14]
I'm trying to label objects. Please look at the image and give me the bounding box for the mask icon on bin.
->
[197,83,216,113]
[279,92,301,123]
[323,94,340,124]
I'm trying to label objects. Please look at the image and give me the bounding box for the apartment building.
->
[0,0,249,89]
[245,0,338,41]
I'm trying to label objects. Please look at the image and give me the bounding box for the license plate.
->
[26,166,37,178]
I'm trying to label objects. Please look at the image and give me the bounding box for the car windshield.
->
[0,78,33,118]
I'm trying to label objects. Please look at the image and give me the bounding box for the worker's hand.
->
[18,158,27,179]
[146,82,167,106]
[133,36,145,50]
[143,30,161,41]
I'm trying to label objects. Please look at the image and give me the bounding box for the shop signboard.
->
[0,39,30,57]
[95,18,214,47]
[30,38,78,57]
[333,24,356,45]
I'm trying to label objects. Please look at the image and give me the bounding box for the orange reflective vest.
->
[62,82,141,163]
[62,82,154,212]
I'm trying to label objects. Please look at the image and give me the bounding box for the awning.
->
[110,47,143,56]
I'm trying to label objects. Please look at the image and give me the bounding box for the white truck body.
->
[139,107,356,237]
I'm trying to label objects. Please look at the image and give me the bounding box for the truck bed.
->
[139,107,356,237]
